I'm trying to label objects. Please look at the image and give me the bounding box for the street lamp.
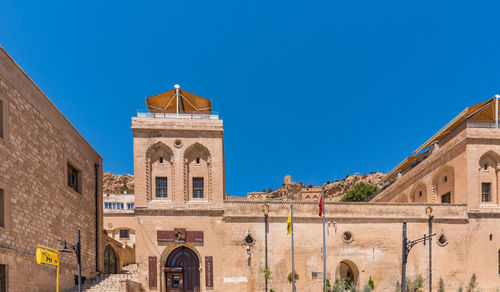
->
[426,206,434,292]
[59,229,82,292]
[401,208,436,292]
[261,204,270,292]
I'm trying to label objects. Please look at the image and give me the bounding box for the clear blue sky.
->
[1,1,500,195]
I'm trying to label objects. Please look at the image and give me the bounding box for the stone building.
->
[0,46,104,291]
[101,85,500,291]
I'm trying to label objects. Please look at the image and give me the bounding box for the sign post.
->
[36,245,60,292]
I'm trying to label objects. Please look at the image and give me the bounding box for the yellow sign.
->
[36,246,59,267]
[35,245,61,292]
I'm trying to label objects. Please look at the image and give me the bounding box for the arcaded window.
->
[193,177,204,198]
[441,192,451,203]
[0,100,3,139]
[156,177,168,198]
[482,183,491,202]
[67,162,81,194]
[120,229,129,238]
[0,264,6,291]
[0,189,4,228]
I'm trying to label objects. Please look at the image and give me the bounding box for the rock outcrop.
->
[259,173,386,201]
[103,172,134,194]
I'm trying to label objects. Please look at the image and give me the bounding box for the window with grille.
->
[0,189,4,228]
[481,183,491,202]
[67,163,81,194]
[156,177,168,198]
[441,192,451,203]
[120,230,129,238]
[0,100,3,139]
[193,177,204,198]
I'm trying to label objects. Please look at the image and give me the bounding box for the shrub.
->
[262,188,266,193]
[287,271,299,283]
[407,274,424,292]
[263,267,272,280]
[362,284,372,292]
[340,182,379,202]
[307,184,313,188]
[458,286,463,292]
[438,278,445,292]
[268,188,273,193]
[466,274,478,292]
[270,289,275,292]
[368,276,375,290]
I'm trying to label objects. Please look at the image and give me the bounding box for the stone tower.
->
[132,85,225,208]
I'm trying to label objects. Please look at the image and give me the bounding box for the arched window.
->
[145,142,174,201]
[479,151,500,204]
[432,165,454,203]
[184,143,211,201]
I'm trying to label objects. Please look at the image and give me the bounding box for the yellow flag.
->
[287,210,291,235]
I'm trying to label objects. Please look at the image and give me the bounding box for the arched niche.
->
[432,165,454,203]
[410,182,427,203]
[394,193,409,203]
[145,142,174,201]
[104,244,119,274]
[478,151,500,204]
[183,142,211,202]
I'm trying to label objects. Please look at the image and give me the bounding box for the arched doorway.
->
[165,246,200,292]
[104,245,118,274]
[335,260,359,287]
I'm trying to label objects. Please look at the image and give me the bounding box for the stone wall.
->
[0,46,103,291]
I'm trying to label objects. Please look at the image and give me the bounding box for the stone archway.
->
[164,246,200,292]
[104,245,118,274]
[335,259,359,287]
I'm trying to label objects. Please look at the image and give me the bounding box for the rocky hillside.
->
[324,172,386,201]
[267,172,386,201]
[103,172,134,194]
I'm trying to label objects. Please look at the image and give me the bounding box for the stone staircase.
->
[67,264,140,292]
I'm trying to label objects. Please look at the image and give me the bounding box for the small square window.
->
[441,192,451,203]
[120,229,129,238]
[156,177,168,198]
[482,183,491,202]
[67,162,81,194]
[193,177,204,198]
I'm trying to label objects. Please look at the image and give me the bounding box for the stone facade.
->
[99,88,500,292]
[0,47,103,291]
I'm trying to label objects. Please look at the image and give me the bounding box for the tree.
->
[268,188,273,193]
[340,182,379,202]
[438,278,445,292]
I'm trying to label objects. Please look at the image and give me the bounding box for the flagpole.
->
[322,185,327,292]
[291,202,296,292]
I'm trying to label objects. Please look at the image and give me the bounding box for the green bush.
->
[340,182,379,202]
[438,278,445,292]
[270,289,275,292]
[362,284,372,292]
[263,267,272,280]
[287,271,299,283]
[466,274,478,292]
[368,276,375,290]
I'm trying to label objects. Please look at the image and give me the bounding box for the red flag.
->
[318,191,323,217]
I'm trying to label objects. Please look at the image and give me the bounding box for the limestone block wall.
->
[132,117,225,208]
[0,47,103,291]
[129,201,497,292]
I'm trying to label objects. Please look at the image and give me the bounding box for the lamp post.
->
[59,229,82,292]
[401,208,436,292]
[426,206,434,292]
[261,204,270,292]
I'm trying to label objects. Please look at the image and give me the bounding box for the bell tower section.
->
[132,85,225,208]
